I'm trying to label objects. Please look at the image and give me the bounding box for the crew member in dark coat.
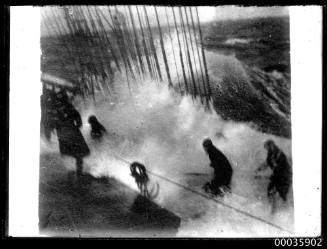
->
[88,115,107,141]
[256,140,292,202]
[53,90,90,177]
[202,138,233,196]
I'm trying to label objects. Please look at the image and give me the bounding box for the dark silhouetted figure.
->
[256,140,292,204]
[53,90,90,177]
[202,138,233,196]
[88,115,107,141]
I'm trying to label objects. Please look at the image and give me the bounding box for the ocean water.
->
[202,16,290,73]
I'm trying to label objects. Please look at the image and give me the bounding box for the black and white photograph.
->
[7,5,323,239]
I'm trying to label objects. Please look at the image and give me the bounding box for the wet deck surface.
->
[39,153,181,237]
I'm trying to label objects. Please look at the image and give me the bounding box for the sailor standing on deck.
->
[256,139,292,210]
[52,90,90,177]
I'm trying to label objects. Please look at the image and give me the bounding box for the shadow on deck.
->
[39,153,181,237]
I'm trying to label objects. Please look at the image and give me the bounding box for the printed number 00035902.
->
[274,238,323,247]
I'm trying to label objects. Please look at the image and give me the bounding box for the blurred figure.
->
[40,87,57,141]
[256,140,292,210]
[202,138,233,196]
[88,115,107,141]
[54,90,90,177]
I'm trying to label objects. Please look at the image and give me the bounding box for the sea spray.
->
[40,52,293,236]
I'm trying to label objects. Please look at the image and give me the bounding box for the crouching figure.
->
[202,138,233,197]
[88,115,107,141]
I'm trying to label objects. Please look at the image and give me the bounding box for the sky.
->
[41,6,289,37]
[214,6,289,21]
